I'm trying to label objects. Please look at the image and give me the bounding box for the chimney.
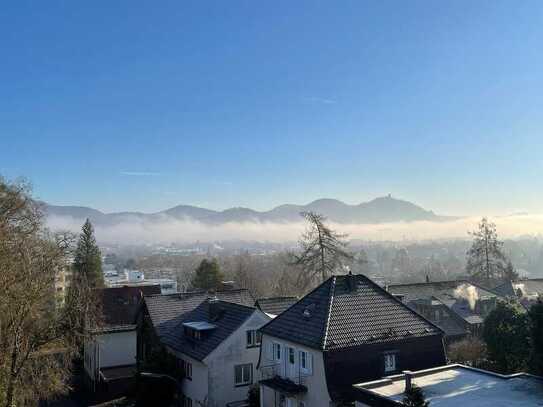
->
[403,371,413,392]
[208,297,223,321]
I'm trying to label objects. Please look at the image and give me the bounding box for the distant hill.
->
[43,196,454,226]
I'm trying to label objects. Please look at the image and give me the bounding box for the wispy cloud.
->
[120,171,163,176]
[302,96,338,105]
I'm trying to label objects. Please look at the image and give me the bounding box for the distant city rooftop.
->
[354,364,543,407]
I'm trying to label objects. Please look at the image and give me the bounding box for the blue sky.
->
[1,1,542,215]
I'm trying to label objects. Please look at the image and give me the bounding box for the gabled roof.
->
[260,274,442,351]
[99,285,161,327]
[160,300,255,361]
[144,288,255,337]
[255,296,298,316]
[388,280,496,326]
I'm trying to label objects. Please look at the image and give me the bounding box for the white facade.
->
[173,310,271,407]
[105,269,178,294]
[258,334,332,407]
[84,329,137,387]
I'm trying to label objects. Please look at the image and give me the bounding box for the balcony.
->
[259,364,308,396]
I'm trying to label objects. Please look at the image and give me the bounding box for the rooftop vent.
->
[303,303,316,319]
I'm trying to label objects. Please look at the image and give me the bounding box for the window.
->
[273,343,282,361]
[183,396,192,407]
[299,350,312,374]
[184,326,202,340]
[180,360,192,380]
[299,402,306,407]
[434,309,440,321]
[288,347,295,364]
[246,330,262,348]
[384,353,397,373]
[234,363,253,386]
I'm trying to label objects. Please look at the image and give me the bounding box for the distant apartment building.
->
[54,257,73,307]
[105,269,178,295]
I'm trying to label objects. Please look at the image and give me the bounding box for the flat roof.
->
[182,321,217,331]
[354,364,543,407]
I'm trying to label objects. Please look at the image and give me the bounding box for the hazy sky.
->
[1,1,542,215]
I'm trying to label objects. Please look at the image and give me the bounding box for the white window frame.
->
[246,330,262,348]
[299,350,312,375]
[234,363,253,386]
[384,353,397,373]
[273,342,282,362]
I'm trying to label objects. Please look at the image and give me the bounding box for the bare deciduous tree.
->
[291,212,353,287]
[0,177,96,406]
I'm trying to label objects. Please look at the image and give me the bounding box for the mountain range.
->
[43,196,454,226]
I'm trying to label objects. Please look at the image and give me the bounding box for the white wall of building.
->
[205,310,270,407]
[259,334,332,407]
[98,330,137,368]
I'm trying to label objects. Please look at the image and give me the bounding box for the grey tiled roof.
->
[260,274,442,351]
[99,285,161,327]
[144,288,255,336]
[255,296,298,316]
[389,281,495,326]
[160,300,255,361]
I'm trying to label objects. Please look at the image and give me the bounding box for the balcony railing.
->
[259,363,307,387]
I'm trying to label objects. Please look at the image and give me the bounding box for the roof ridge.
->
[322,276,337,350]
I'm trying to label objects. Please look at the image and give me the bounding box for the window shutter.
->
[307,353,313,374]
[267,342,274,361]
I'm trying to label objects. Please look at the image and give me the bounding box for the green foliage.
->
[191,259,224,290]
[73,218,104,288]
[483,300,530,373]
[403,384,429,407]
[529,299,543,375]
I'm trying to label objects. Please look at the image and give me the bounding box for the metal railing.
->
[259,363,307,387]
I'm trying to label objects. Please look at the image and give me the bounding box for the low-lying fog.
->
[46,213,543,244]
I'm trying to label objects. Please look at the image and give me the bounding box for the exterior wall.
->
[259,334,331,407]
[177,353,209,406]
[205,310,270,407]
[323,334,446,401]
[97,330,137,368]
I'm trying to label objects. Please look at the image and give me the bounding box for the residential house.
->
[387,280,499,341]
[138,289,273,407]
[257,274,446,407]
[493,278,543,308]
[353,364,543,406]
[84,284,161,400]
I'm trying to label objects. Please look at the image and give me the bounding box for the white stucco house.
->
[84,284,161,399]
[257,274,446,407]
[139,289,272,407]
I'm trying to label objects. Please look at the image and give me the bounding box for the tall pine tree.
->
[466,217,509,284]
[73,219,103,288]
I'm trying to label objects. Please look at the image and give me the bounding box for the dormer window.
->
[183,321,216,340]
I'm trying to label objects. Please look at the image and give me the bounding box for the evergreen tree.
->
[292,212,353,286]
[403,384,429,407]
[483,300,530,373]
[466,218,509,284]
[529,299,543,375]
[191,259,224,290]
[73,219,103,288]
